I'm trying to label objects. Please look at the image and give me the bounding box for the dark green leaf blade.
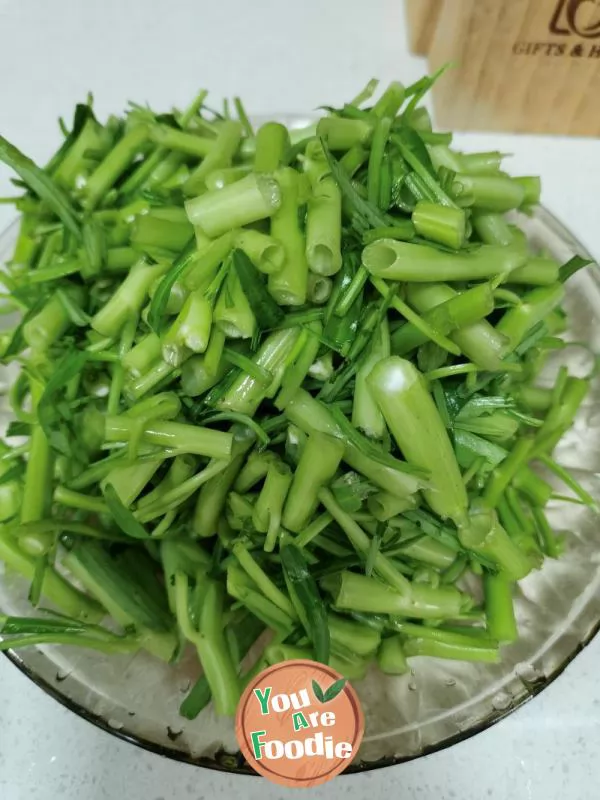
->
[0,463,24,486]
[28,555,47,607]
[559,255,593,283]
[365,531,381,578]
[392,131,456,208]
[1,297,47,361]
[232,248,284,331]
[281,544,330,665]
[45,102,95,175]
[147,238,196,332]
[0,134,81,237]
[319,137,391,232]
[5,420,30,438]
[38,350,89,443]
[329,404,429,479]
[103,483,150,540]
[0,614,90,636]
[402,64,451,121]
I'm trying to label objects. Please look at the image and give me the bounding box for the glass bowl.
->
[0,205,598,775]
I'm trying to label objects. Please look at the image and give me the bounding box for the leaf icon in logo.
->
[323,678,347,702]
[312,677,347,703]
[312,679,326,703]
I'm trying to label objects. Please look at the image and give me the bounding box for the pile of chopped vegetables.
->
[0,74,594,719]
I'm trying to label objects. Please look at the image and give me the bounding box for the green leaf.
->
[44,103,95,175]
[320,137,390,232]
[5,421,30,438]
[103,483,150,540]
[401,64,451,122]
[323,677,347,702]
[60,103,98,162]
[232,248,284,331]
[330,471,376,513]
[38,351,89,448]
[200,411,269,449]
[1,297,47,360]
[0,463,24,486]
[81,218,107,278]
[392,132,456,208]
[539,454,599,513]
[28,554,47,607]
[365,531,381,578]
[348,78,380,107]
[0,612,91,636]
[559,255,593,283]
[322,254,363,356]
[329,404,429,479]
[403,509,462,553]
[281,545,330,665]
[147,238,196,332]
[513,321,548,356]
[312,679,326,703]
[18,519,130,544]
[0,134,81,237]
[56,289,92,327]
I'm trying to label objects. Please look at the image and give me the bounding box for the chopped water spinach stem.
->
[0,75,593,717]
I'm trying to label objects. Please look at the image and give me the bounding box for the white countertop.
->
[1,1,600,798]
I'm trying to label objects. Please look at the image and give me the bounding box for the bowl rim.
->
[1,205,598,776]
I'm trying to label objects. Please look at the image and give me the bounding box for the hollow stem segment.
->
[484,573,518,642]
[217,328,302,415]
[496,283,565,352]
[404,282,508,371]
[367,357,467,524]
[183,120,243,195]
[352,316,390,438]
[253,459,293,552]
[284,388,425,496]
[92,257,169,337]
[104,416,232,459]
[234,229,285,274]
[451,174,525,211]
[0,530,102,622]
[282,433,344,533]
[412,201,467,250]
[326,570,464,619]
[19,379,53,556]
[185,173,281,237]
[459,507,533,581]
[268,168,309,305]
[318,117,373,150]
[253,122,290,172]
[306,175,343,276]
[85,125,149,210]
[161,289,213,365]
[362,239,527,282]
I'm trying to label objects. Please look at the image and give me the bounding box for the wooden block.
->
[405,0,444,55]
[427,0,600,136]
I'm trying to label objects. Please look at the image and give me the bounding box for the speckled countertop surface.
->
[1,1,600,798]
